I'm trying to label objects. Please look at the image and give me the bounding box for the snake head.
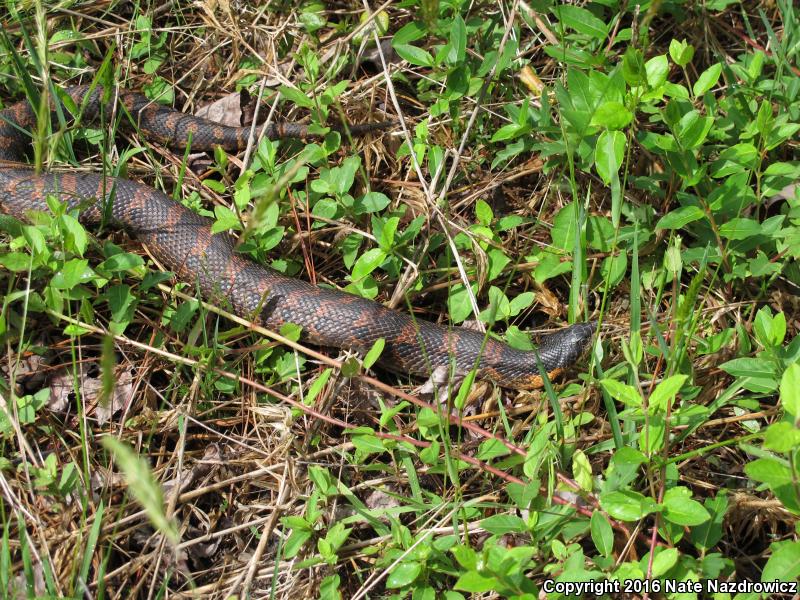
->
[536,321,597,372]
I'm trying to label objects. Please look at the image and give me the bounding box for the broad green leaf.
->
[480,514,527,535]
[718,218,762,240]
[600,490,657,521]
[572,449,592,492]
[595,130,626,185]
[720,357,778,392]
[475,199,493,226]
[51,258,92,289]
[677,110,713,149]
[278,84,314,108]
[386,561,422,588]
[98,252,144,273]
[622,47,646,85]
[393,44,434,67]
[354,192,390,215]
[351,248,386,281]
[761,541,800,583]
[60,214,88,256]
[550,202,578,252]
[554,5,608,39]
[454,571,498,593]
[447,15,466,64]
[600,252,627,288]
[764,422,800,453]
[600,378,642,407]
[592,101,632,130]
[645,54,669,88]
[656,205,705,230]
[362,338,385,370]
[669,39,695,67]
[448,283,477,323]
[212,205,241,233]
[590,511,614,557]
[744,457,792,489]
[648,374,687,412]
[690,492,728,550]
[392,22,426,45]
[662,487,711,525]
[780,363,800,418]
[692,63,722,96]
[651,548,679,577]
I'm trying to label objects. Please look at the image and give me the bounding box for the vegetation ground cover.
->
[0,0,799,598]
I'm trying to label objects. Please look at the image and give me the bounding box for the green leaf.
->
[475,199,493,226]
[377,217,399,251]
[554,5,608,39]
[754,307,786,348]
[690,492,727,550]
[480,514,527,535]
[448,283,476,323]
[720,357,778,392]
[645,54,669,88]
[102,437,179,543]
[447,15,466,64]
[662,487,711,525]
[648,374,687,412]
[60,214,88,256]
[386,561,422,588]
[392,22,426,45]
[507,292,535,317]
[354,192,390,215]
[211,205,242,233]
[656,205,705,230]
[0,252,33,272]
[600,378,642,408]
[669,39,695,67]
[622,47,646,85]
[651,547,679,577]
[477,439,511,461]
[98,252,144,273]
[600,490,657,521]
[762,541,800,583]
[420,439,440,465]
[107,284,135,327]
[780,363,800,418]
[454,571,498,593]
[692,63,722,96]
[305,369,333,406]
[600,253,627,288]
[591,101,632,130]
[712,143,759,177]
[572,449,592,492]
[51,258,92,289]
[362,338,385,370]
[764,422,800,453]
[393,44,434,67]
[550,202,578,252]
[677,110,713,149]
[718,218,762,240]
[319,574,341,600]
[351,248,386,281]
[278,84,314,108]
[595,130,626,185]
[590,511,614,557]
[744,457,792,489]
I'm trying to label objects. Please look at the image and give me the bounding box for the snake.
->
[0,85,595,389]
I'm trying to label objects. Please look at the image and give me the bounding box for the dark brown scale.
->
[0,85,594,389]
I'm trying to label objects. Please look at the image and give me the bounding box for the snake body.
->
[0,85,594,389]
